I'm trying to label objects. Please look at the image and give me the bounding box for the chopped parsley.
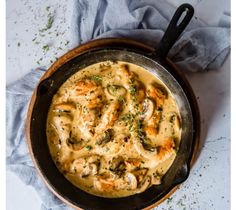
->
[167,197,173,204]
[121,113,135,130]
[130,86,136,96]
[39,13,54,32]
[90,75,102,82]
[129,79,136,102]
[85,145,92,151]
[118,95,125,103]
[42,44,50,52]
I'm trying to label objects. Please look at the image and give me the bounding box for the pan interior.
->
[31,49,194,210]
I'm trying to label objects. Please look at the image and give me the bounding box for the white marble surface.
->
[6,0,230,210]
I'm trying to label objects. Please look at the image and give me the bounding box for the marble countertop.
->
[6,0,230,209]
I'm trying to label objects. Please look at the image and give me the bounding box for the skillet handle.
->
[155,4,194,59]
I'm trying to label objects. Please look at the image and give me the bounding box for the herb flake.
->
[42,44,50,52]
[85,145,92,151]
[90,75,102,82]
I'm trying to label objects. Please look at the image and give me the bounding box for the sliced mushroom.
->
[66,135,85,151]
[109,156,126,175]
[70,156,100,177]
[80,163,98,177]
[96,129,114,146]
[169,112,181,130]
[140,98,155,121]
[136,176,151,193]
[141,138,156,152]
[70,158,86,174]
[53,102,76,113]
[107,85,126,97]
[94,133,124,156]
[89,163,98,175]
[125,172,138,190]
[132,168,148,183]
[133,135,158,159]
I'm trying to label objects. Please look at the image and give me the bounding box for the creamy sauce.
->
[46,61,181,197]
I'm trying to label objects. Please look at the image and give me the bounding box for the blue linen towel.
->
[6,0,230,209]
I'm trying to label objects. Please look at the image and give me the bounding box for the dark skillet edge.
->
[164,58,201,168]
[26,38,200,210]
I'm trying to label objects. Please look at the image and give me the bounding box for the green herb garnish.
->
[118,95,125,103]
[90,75,102,82]
[85,145,92,151]
[39,13,54,32]
[42,44,50,52]
[130,86,136,96]
[167,197,173,204]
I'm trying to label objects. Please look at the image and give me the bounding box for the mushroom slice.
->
[132,168,148,183]
[94,132,125,156]
[109,156,126,175]
[53,102,76,113]
[70,158,86,174]
[125,172,138,190]
[107,85,126,97]
[169,112,181,130]
[133,136,158,159]
[95,129,114,146]
[70,156,100,177]
[140,98,155,121]
[66,132,86,150]
[136,176,151,193]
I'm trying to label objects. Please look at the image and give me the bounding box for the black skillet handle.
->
[155,4,194,60]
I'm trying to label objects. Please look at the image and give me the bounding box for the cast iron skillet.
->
[27,4,200,210]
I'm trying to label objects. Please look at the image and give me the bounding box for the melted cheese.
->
[46,61,181,197]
